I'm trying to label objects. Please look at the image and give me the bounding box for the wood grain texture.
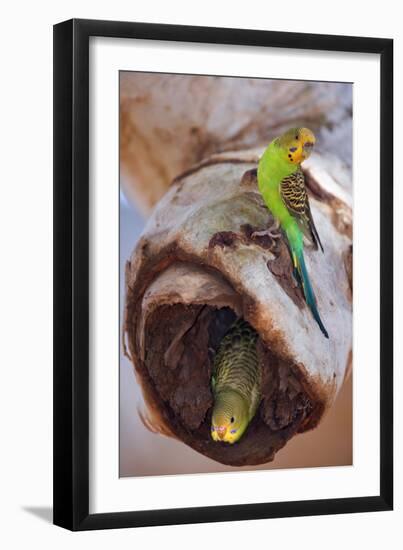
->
[120,74,352,213]
[123,150,352,466]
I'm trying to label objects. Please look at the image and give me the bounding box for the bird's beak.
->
[303,141,314,157]
[217,426,227,440]
[299,128,316,161]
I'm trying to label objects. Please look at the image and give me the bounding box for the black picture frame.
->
[53,18,393,531]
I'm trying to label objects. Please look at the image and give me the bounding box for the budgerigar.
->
[211,319,261,444]
[256,127,329,338]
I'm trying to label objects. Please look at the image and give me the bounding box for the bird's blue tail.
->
[292,248,329,339]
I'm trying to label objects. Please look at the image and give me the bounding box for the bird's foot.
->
[251,228,281,240]
[251,221,281,241]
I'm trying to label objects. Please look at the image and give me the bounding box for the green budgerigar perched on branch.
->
[211,319,261,444]
[255,127,329,338]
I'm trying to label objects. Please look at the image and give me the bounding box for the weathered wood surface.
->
[124,148,352,466]
[120,74,352,213]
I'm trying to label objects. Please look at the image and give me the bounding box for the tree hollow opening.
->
[142,299,315,466]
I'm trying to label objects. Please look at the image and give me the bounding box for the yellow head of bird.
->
[211,392,249,444]
[277,127,316,165]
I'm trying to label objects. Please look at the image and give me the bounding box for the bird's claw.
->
[251,228,281,240]
[251,219,281,241]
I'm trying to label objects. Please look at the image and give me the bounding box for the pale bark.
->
[123,149,352,466]
[120,74,352,214]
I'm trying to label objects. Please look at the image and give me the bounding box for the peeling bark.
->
[120,74,352,213]
[124,151,352,466]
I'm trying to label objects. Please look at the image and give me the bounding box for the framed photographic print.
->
[53,19,393,530]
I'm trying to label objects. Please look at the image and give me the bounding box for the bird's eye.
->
[230,417,234,423]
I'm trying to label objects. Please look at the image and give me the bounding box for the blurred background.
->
[119,73,352,477]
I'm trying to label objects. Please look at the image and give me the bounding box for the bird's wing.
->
[248,376,262,421]
[211,373,216,392]
[280,170,324,252]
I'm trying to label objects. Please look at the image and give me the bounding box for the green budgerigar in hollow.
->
[211,319,261,444]
[255,127,329,338]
